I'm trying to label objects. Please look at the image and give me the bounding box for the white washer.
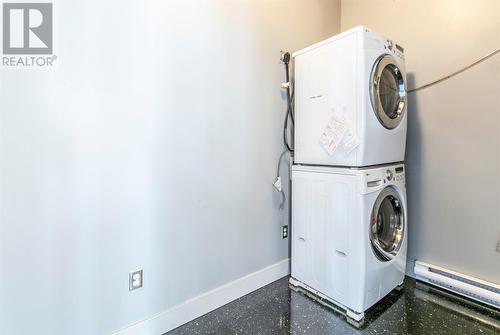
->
[290,163,407,322]
[293,26,407,167]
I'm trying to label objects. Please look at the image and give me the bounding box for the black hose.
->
[283,110,293,152]
[284,62,295,124]
[282,52,294,152]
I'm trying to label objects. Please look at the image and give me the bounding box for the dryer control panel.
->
[384,39,405,61]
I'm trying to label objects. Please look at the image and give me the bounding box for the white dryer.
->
[293,26,407,167]
[290,163,407,322]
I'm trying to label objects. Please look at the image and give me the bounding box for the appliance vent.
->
[414,261,500,309]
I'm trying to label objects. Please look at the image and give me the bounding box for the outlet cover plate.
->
[129,269,143,291]
[282,225,289,239]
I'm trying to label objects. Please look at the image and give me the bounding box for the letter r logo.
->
[3,3,53,54]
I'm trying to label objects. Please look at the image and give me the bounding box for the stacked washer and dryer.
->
[289,26,408,324]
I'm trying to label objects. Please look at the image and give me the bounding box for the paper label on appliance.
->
[343,127,360,154]
[319,114,348,156]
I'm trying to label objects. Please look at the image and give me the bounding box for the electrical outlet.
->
[129,269,143,291]
[282,225,288,239]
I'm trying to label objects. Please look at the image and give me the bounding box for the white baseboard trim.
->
[109,258,290,335]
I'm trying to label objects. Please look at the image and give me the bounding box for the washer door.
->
[370,55,407,129]
[370,186,405,262]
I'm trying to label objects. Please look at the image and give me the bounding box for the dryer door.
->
[370,55,407,129]
[370,186,405,262]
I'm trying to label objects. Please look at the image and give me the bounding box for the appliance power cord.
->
[273,51,295,210]
[408,48,500,93]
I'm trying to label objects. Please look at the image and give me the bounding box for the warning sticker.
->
[319,114,348,156]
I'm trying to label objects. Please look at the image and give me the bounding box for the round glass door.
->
[370,187,405,262]
[370,55,407,129]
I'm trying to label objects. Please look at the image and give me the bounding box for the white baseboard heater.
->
[414,261,500,309]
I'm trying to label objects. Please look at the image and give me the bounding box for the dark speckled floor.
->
[166,276,500,335]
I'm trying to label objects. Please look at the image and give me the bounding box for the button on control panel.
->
[395,166,405,182]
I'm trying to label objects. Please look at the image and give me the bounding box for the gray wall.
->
[0,0,340,333]
[341,0,500,283]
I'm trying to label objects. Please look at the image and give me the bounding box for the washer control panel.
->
[382,166,405,183]
[363,165,405,193]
